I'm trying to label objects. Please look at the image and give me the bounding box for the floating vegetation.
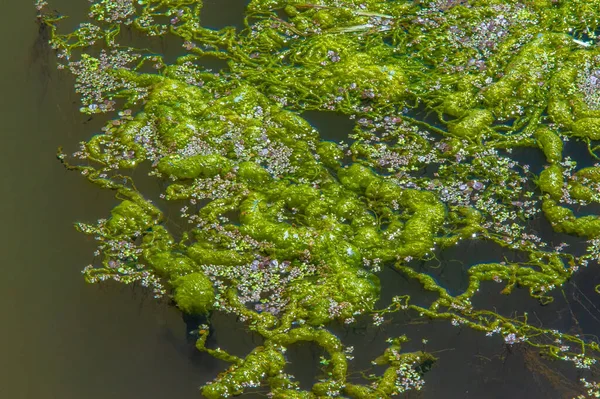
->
[39,0,600,397]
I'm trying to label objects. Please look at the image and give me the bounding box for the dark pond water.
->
[3,1,600,399]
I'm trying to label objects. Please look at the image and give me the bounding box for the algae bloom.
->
[39,0,600,397]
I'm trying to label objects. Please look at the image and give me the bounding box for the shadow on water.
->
[507,146,547,176]
[302,110,357,143]
[285,342,325,390]
[27,16,54,108]
[564,268,600,336]
[564,138,599,170]
[201,0,250,30]
[417,239,529,296]
[527,211,589,258]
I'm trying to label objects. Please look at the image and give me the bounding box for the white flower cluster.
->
[394,361,425,394]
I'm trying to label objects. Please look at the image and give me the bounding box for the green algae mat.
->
[38,0,600,397]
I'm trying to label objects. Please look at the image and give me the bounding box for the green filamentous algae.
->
[39,0,600,397]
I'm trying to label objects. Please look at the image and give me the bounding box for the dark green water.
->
[3,1,600,398]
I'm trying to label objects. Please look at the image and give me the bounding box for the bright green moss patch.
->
[543,199,600,238]
[173,272,215,315]
[146,252,196,278]
[571,117,600,140]
[448,109,494,140]
[534,127,563,163]
[201,345,286,399]
[187,242,253,266]
[577,167,600,182]
[568,182,595,202]
[157,154,233,179]
[538,164,564,201]
[547,96,574,128]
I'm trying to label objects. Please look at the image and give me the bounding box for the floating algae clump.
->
[173,273,215,315]
[534,127,563,163]
[41,0,600,397]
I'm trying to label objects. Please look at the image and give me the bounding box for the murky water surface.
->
[3,2,600,398]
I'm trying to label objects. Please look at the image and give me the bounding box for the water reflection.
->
[5,1,600,398]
